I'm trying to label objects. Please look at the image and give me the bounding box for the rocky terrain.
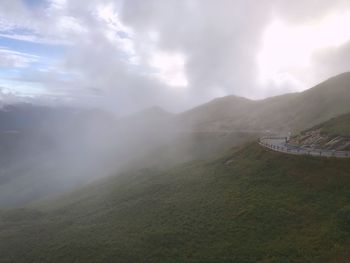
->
[289,112,350,151]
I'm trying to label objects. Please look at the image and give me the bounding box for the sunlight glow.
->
[258,11,350,88]
[150,51,188,88]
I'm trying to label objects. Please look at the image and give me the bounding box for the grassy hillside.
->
[122,131,259,171]
[1,143,350,262]
[316,113,350,137]
[179,72,350,133]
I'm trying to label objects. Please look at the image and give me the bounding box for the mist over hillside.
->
[0,72,350,262]
[1,72,350,207]
[2,1,350,262]
[0,71,350,262]
[0,103,252,207]
[2,142,350,262]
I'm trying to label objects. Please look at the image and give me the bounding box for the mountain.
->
[179,72,350,133]
[2,71,350,207]
[1,143,350,262]
[121,106,173,124]
[312,112,350,137]
[179,95,255,131]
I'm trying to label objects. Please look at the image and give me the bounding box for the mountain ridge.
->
[178,71,350,132]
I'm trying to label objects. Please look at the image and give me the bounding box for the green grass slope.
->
[315,113,350,137]
[1,144,350,262]
[123,131,259,171]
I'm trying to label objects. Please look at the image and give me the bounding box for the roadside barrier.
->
[259,138,350,158]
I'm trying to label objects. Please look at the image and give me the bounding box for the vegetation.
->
[1,143,350,262]
[316,113,350,137]
[2,72,350,262]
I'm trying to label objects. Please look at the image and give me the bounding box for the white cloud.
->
[150,51,188,88]
[94,3,138,64]
[0,47,38,68]
[56,16,87,35]
[257,10,350,93]
[50,0,67,10]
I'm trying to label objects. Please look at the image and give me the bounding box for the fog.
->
[1,0,350,207]
[0,100,266,208]
[0,104,182,207]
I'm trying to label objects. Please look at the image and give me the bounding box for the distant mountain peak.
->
[213,94,252,101]
[125,106,173,120]
[140,106,172,116]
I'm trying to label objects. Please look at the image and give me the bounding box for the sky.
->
[1,0,350,114]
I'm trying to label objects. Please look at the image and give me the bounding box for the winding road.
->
[259,137,350,158]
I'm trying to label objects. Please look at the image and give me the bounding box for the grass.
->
[1,143,350,262]
[314,113,350,137]
[321,116,350,137]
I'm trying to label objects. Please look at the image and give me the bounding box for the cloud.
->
[0,86,29,106]
[119,0,350,101]
[312,40,350,78]
[149,51,188,87]
[1,0,350,113]
[0,46,38,68]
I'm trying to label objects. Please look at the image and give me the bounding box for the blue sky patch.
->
[23,0,48,9]
[0,34,65,58]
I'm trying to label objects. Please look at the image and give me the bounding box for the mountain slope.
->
[1,143,350,262]
[0,103,257,208]
[289,112,350,150]
[179,95,256,131]
[315,112,350,137]
[179,72,350,132]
